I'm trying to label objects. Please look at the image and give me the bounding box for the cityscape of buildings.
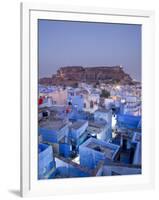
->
[38,19,141,180]
[38,66,142,179]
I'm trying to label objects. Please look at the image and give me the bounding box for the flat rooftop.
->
[88,121,107,129]
[87,142,115,159]
[39,120,67,131]
[95,108,111,113]
[71,120,87,130]
[87,121,107,135]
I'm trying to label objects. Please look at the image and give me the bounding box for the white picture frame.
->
[20,2,155,197]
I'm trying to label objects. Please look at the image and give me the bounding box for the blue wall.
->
[39,125,69,144]
[117,114,141,129]
[59,143,72,158]
[53,157,89,178]
[70,120,88,140]
[39,128,57,143]
[38,144,55,179]
[94,110,112,126]
[68,95,84,111]
[79,146,105,169]
[79,138,120,169]
[68,110,88,121]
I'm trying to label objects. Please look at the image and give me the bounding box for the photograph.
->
[38,19,142,180]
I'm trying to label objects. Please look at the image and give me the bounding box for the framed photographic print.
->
[20,2,155,197]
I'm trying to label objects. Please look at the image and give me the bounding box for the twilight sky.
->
[38,20,141,81]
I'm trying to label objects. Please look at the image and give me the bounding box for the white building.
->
[122,96,141,116]
[83,92,100,113]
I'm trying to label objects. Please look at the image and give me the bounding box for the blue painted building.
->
[87,121,110,141]
[94,109,112,125]
[38,144,55,179]
[116,114,141,130]
[59,143,72,158]
[94,109,112,141]
[70,120,88,139]
[79,137,120,169]
[111,130,142,165]
[68,94,84,111]
[68,110,89,121]
[131,132,141,165]
[69,120,88,149]
[50,157,90,178]
[98,165,141,176]
[39,120,69,144]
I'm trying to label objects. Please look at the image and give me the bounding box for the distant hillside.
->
[39,66,134,86]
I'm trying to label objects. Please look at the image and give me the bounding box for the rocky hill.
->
[39,66,134,86]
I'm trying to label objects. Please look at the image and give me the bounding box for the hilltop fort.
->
[39,66,134,86]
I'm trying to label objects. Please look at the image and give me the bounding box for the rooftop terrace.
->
[71,120,87,130]
[39,119,67,131]
[87,142,115,159]
[80,137,120,160]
